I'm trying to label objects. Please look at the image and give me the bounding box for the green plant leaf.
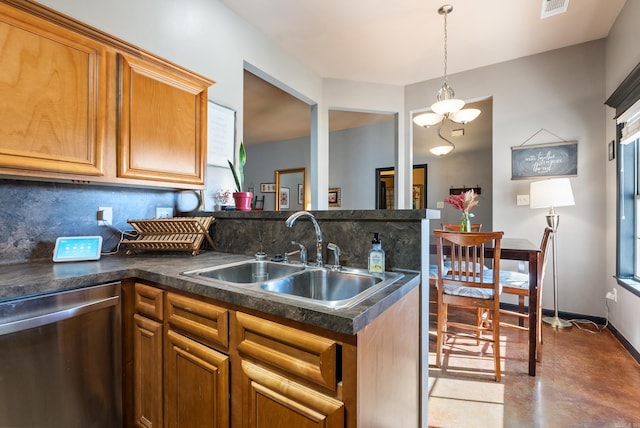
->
[238,141,246,192]
[228,160,242,192]
[227,141,246,193]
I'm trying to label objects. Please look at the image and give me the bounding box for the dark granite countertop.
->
[0,251,420,335]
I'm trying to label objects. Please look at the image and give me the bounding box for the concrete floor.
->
[428,310,640,427]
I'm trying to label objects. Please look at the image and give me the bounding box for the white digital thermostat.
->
[53,236,103,262]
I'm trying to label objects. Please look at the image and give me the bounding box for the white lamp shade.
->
[429,144,454,156]
[431,98,465,115]
[530,178,575,209]
[450,108,481,124]
[413,112,443,127]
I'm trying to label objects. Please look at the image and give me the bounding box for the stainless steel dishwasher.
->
[0,282,122,428]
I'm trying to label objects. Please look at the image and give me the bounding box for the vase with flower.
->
[444,189,479,232]
[228,141,253,211]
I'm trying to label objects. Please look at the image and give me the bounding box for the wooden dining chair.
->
[440,223,482,232]
[499,227,553,357]
[430,223,485,317]
[433,230,504,381]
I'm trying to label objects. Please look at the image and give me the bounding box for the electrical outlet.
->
[156,207,174,218]
[516,194,530,206]
[606,288,617,302]
[97,206,112,226]
[436,201,445,209]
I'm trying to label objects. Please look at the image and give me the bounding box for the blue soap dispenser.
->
[368,232,385,274]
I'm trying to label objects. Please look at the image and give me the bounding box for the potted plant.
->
[228,141,253,211]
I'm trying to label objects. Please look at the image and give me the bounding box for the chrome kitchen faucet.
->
[285,211,323,267]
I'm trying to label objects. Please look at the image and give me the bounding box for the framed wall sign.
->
[207,101,236,167]
[511,141,578,180]
[328,187,341,208]
[260,183,276,193]
[608,140,615,161]
[279,187,290,209]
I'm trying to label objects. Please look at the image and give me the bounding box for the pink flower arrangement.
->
[444,189,479,214]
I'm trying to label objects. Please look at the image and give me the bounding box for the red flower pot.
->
[233,192,253,211]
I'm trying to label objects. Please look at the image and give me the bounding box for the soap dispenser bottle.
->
[368,232,385,274]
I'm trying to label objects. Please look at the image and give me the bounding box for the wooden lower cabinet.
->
[127,282,419,428]
[133,314,164,428]
[240,360,344,428]
[130,283,230,428]
[165,330,229,428]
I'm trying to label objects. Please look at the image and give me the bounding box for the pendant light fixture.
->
[413,4,480,141]
[429,126,456,156]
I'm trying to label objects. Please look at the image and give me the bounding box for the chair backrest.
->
[434,230,504,296]
[441,223,482,232]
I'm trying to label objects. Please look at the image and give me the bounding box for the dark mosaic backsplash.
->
[0,179,176,264]
[203,210,426,271]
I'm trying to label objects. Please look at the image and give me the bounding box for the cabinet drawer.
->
[134,283,164,321]
[166,293,229,349]
[235,312,338,391]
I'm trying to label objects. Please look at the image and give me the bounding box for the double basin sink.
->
[182,260,404,309]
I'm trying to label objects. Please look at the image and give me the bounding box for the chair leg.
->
[518,295,525,327]
[475,308,483,345]
[492,309,501,382]
[436,298,445,368]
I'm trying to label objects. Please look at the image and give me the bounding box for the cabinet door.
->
[133,314,164,428]
[0,3,106,176]
[240,360,344,428]
[165,330,229,428]
[117,53,211,186]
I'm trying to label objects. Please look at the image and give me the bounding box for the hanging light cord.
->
[442,7,448,85]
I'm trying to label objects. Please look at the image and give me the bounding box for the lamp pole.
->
[542,207,572,328]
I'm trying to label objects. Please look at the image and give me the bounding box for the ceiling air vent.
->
[541,0,569,19]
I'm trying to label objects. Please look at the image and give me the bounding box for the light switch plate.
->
[516,194,530,206]
[436,201,445,209]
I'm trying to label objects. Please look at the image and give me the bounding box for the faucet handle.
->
[327,243,342,271]
[289,241,307,265]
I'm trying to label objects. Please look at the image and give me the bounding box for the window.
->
[606,62,640,294]
[616,109,640,281]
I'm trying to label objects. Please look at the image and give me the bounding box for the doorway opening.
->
[375,164,427,209]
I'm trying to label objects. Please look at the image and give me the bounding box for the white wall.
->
[329,121,395,210]
[244,137,310,211]
[323,79,407,207]
[407,40,608,317]
[605,0,640,353]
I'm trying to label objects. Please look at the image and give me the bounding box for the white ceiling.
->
[234,0,626,145]
[224,0,626,86]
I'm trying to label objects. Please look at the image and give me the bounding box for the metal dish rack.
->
[122,216,215,256]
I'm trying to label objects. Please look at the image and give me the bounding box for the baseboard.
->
[606,322,640,365]
[500,303,640,365]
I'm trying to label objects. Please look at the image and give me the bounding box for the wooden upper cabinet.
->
[117,53,211,186]
[0,2,106,176]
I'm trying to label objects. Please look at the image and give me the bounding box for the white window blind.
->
[618,99,640,145]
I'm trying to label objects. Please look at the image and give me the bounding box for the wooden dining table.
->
[430,237,542,376]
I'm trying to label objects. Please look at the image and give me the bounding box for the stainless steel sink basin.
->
[182,260,403,309]
[261,269,378,301]
[183,260,305,284]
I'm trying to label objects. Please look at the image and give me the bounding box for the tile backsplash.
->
[0,179,176,264]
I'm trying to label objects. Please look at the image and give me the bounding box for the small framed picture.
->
[608,140,615,161]
[260,182,276,193]
[279,187,290,209]
[298,184,304,205]
[328,187,341,208]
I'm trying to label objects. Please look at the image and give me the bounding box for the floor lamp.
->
[530,178,575,329]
